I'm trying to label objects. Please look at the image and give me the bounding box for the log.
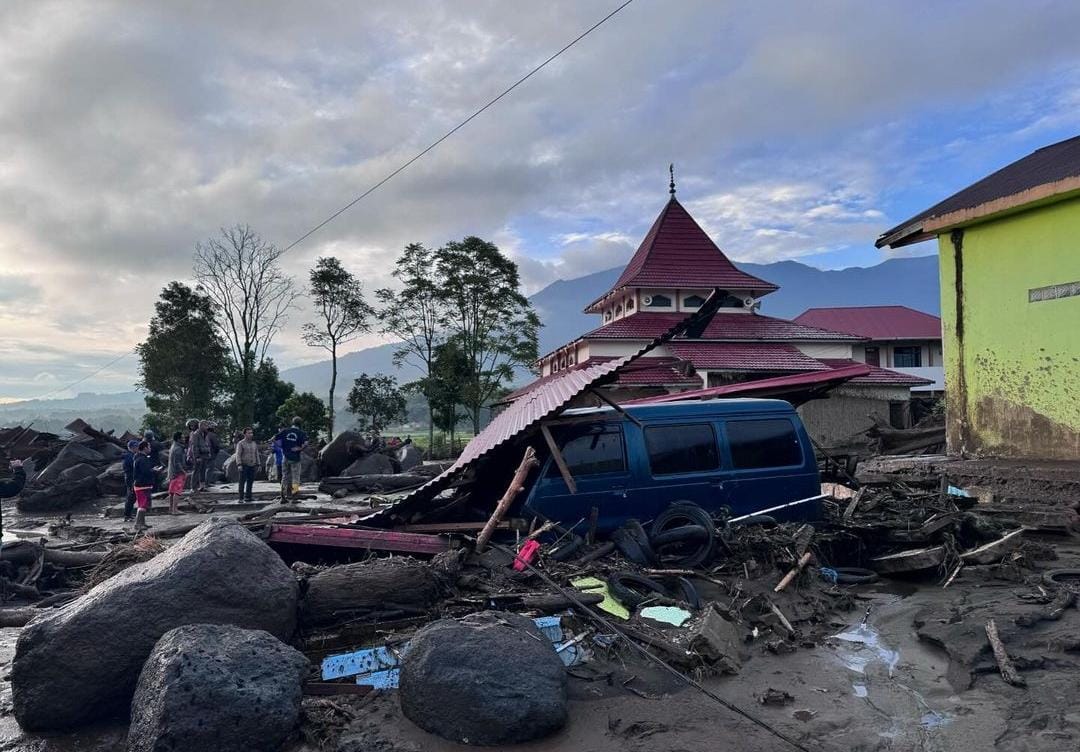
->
[1,541,107,568]
[985,618,1026,687]
[519,592,604,612]
[962,529,1025,565]
[317,473,429,495]
[302,557,442,629]
[475,447,538,553]
[774,552,812,593]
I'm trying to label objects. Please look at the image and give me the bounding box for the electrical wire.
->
[15,1,636,405]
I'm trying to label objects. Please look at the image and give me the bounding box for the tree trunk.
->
[427,403,434,459]
[471,405,480,435]
[328,342,337,440]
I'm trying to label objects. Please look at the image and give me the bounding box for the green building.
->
[877,136,1080,460]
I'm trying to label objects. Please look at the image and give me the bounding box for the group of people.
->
[119,417,309,531]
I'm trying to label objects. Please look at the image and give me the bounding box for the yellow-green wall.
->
[937,197,1080,459]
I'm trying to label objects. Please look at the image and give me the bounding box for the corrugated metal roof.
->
[583,311,864,341]
[793,306,941,340]
[584,197,777,312]
[877,134,1080,248]
[667,341,831,371]
[623,363,873,404]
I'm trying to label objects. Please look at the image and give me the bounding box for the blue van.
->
[524,398,821,533]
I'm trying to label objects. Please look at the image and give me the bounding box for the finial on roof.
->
[669,163,676,196]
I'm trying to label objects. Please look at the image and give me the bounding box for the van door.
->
[720,417,819,519]
[526,422,632,533]
[624,422,728,523]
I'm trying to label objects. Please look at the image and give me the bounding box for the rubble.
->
[129,624,309,752]
[11,518,298,730]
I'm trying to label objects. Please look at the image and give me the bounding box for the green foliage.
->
[435,236,540,432]
[407,337,470,442]
[303,256,372,438]
[235,359,295,439]
[346,373,407,434]
[276,392,329,440]
[136,282,230,435]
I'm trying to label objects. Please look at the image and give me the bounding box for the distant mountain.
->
[280,254,940,396]
[0,391,146,433]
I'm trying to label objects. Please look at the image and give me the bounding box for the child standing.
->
[235,427,260,502]
[132,441,160,532]
[166,431,187,515]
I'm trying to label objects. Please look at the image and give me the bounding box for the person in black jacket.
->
[132,441,160,532]
[0,459,26,498]
[121,439,140,521]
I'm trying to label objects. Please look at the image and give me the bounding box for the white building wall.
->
[796,343,854,359]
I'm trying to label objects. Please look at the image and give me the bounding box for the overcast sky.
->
[2,0,1080,401]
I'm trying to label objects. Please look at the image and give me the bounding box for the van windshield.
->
[545,426,626,477]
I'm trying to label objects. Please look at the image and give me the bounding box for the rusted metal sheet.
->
[267,524,450,554]
[623,363,872,405]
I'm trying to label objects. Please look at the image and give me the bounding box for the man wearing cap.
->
[121,439,140,521]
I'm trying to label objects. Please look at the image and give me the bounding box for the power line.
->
[280,0,636,254]
[18,0,635,404]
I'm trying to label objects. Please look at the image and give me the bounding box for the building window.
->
[615,304,623,316]
[605,310,613,321]
[644,424,719,475]
[726,419,802,469]
[683,295,705,308]
[546,426,626,478]
[626,298,635,310]
[644,294,672,307]
[893,346,922,368]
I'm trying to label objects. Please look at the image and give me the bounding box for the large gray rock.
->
[397,444,423,472]
[399,611,567,745]
[319,430,360,476]
[36,442,106,483]
[16,475,99,513]
[342,452,394,476]
[129,624,308,752]
[98,442,125,462]
[11,518,298,731]
[300,452,320,482]
[98,461,127,496]
[58,462,99,484]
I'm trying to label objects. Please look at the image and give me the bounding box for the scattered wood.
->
[985,618,1026,687]
[962,529,1025,565]
[774,552,813,593]
[842,488,866,520]
[870,546,946,574]
[475,446,538,553]
[317,473,430,495]
[942,563,963,589]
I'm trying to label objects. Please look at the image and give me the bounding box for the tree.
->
[237,359,295,439]
[303,257,373,439]
[436,236,540,432]
[276,392,329,440]
[346,373,406,434]
[194,225,298,426]
[136,282,230,433]
[376,243,446,450]
[422,338,471,448]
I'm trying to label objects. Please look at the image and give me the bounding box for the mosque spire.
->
[669,163,676,197]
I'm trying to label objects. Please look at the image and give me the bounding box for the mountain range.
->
[0,253,939,425]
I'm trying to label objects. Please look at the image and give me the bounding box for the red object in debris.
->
[268,524,449,555]
[513,540,541,571]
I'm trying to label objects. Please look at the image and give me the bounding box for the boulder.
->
[300,452,320,482]
[98,461,127,496]
[58,462,99,484]
[98,442,125,462]
[16,475,99,513]
[397,444,423,472]
[11,518,298,731]
[319,430,361,476]
[36,442,106,483]
[399,611,567,745]
[342,452,394,477]
[129,624,308,752]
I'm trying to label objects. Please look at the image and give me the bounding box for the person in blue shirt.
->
[273,417,307,502]
[121,439,140,521]
[131,441,161,532]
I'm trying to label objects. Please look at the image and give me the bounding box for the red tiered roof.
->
[666,342,832,371]
[794,306,941,340]
[581,311,864,342]
[584,198,777,312]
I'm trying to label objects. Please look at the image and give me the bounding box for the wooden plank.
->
[540,423,577,494]
[268,524,450,554]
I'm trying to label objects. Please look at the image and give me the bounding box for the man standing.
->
[235,427,260,503]
[273,417,307,502]
[132,441,160,532]
[0,459,26,499]
[189,420,212,492]
[121,438,140,521]
[166,431,187,515]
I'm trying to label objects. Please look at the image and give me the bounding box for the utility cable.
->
[486,540,814,752]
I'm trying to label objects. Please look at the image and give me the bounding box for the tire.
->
[831,567,879,585]
[548,536,584,562]
[650,524,709,548]
[729,515,777,529]
[612,520,656,566]
[673,577,701,609]
[649,503,716,568]
[1042,568,1080,588]
[607,572,670,610]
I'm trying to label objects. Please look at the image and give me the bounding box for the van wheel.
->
[650,503,716,568]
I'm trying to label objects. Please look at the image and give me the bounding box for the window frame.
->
[723,417,804,471]
[544,423,627,481]
[892,345,922,368]
[643,422,721,477]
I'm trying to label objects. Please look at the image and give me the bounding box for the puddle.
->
[852,683,868,698]
[832,622,900,675]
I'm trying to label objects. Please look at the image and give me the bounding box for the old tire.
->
[612,520,655,566]
[651,524,709,548]
[548,536,585,562]
[1042,568,1080,588]
[673,577,701,609]
[607,572,669,610]
[650,504,715,568]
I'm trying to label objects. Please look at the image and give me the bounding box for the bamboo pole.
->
[475,447,538,553]
[985,618,1026,687]
[774,552,813,593]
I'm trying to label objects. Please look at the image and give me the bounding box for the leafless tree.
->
[194,225,298,425]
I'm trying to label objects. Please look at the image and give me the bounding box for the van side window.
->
[645,424,719,475]
[546,427,625,478]
[727,419,802,469]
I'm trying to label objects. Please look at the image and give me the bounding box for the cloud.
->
[2,0,1080,399]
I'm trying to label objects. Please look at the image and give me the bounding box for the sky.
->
[2,0,1080,401]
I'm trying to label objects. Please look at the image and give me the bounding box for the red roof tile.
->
[793,306,941,340]
[506,356,701,403]
[667,342,831,371]
[624,363,873,405]
[584,198,777,312]
[583,311,864,341]
[816,358,934,386]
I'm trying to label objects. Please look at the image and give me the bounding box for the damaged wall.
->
[937,196,1080,460]
[797,384,909,447]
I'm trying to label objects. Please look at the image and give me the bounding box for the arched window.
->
[683,295,706,308]
[605,310,613,321]
[644,294,672,307]
[615,304,623,316]
[626,298,635,310]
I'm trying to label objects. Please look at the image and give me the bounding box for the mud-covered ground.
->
[5,539,1080,752]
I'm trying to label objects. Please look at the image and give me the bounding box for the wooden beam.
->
[540,423,577,494]
[588,388,643,427]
